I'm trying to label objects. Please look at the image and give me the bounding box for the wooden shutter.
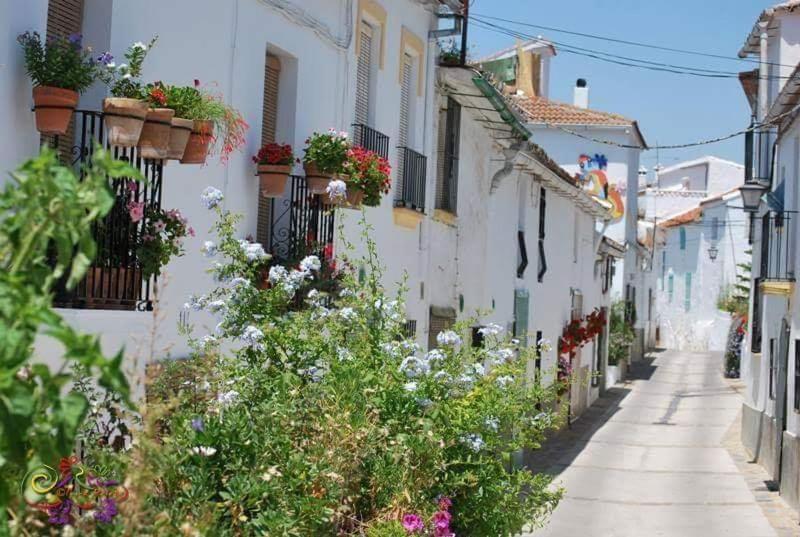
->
[436,97,460,212]
[355,23,372,127]
[513,289,530,347]
[257,54,281,248]
[396,54,413,202]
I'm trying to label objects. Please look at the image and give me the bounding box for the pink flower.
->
[437,496,452,511]
[142,234,154,242]
[432,510,451,531]
[128,201,145,223]
[154,220,166,232]
[188,227,196,237]
[127,181,138,192]
[402,513,424,533]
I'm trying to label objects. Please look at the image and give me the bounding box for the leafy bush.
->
[96,38,158,98]
[304,130,350,173]
[17,31,98,92]
[608,301,633,366]
[79,193,564,535]
[724,315,746,378]
[0,148,137,531]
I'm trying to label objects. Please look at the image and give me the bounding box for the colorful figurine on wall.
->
[575,153,624,222]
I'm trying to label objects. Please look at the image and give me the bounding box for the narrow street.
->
[524,350,796,537]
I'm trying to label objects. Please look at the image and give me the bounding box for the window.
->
[537,187,547,282]
[428,306,455,350]
[354,22,374,126]
[256,53,281,248]
[668,273,674,303]
[794,340,800,411]
[513,289,530,347]
[679,227,686,250]
[402,320,417,339]
[436,97,461,213]
[684,273,692,312]
[711,217,720,241]
[769,338,776,400]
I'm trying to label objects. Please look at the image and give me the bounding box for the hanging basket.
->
[257,164,291,198]
[327,187,364,209]
[303,161,333,194]
[180,120,214,164]
[32,86,78,135]
[167,117,193,160]
[138,108,175,160]
[103,97,149,147]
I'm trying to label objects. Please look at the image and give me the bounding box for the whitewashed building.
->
[737,0,800,513]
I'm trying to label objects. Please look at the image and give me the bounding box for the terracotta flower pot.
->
[32,86,79,135]
[328,187,364,209]
[303,161,333,194]
[181,120,214,164]
[167,117,193,160]
[137,108,175,160]
[103,98,149,147]
[257,164,291,198]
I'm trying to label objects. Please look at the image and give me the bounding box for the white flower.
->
[116,63,128,71]
[199,334,218,350]
[269,265,288,284]
[433,370,452,383]
[299,255,321,273]
[472,363,486,377]
[478,323,504,337]
[339,288,355,298]
[403,381,418,392]
[201,240,217,257]
[201,186,224,209]
[485,417,499,432]
[131,41,147,50]
[122,73,132,79]
[185,294,206,311]
[425,349,446,362]
[436,330,462,347]
[326,179,347,201]
[339,307,357,321]
[105,61,116,69]
[337,347,353,361]
[488,348,515,365]
[399,356,430,378]
[208,300,227,314]
[230,277,250,288]
[537,338,553,353]
[461,433,485,452]
[496,375,514,388]
[239,240,267,262]
[241,325,265,350]
[191,446,217,457]
[217,390,239,407]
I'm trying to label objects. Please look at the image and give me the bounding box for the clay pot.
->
[167,117,193,160]
[303,161,333,194]
[180,120,214,164]
[137,108,175,160]
[327,186,364,209]
[103,98,149,147]
[257,164,291,198]
[32,86,79,135]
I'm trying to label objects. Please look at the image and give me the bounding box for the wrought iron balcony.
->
[42,110,163,311]
[265,175,335,265]
[352,123,390,159]
[395,147,427,212]
[759,211,795,284]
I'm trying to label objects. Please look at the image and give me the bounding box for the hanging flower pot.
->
[304,161,333,194]
[257,164,291,198]
[32,86,79,135]
[342,188,365,209]
[103,97,149,147]
[137,107,174,160]
[167,117,193,160]
[181,120,214,164]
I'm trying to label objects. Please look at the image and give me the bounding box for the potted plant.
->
[97,37,157,147]
[179,81,248,165]
[336,146,391,208]
[303,130,349,193]
[438,38,462,67]
[136,82,174,160]
[608,301,634,384]
[17,31,98,135]
[253,143,294,198]
[162,84,202,160]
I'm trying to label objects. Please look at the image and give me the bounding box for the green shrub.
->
[17,31,98,92]
[608,301,634,365]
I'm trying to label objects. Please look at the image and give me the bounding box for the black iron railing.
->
[395,147,426,212]
[42,110,163,311]
[266,175,335,264]
[760,211,795,282]
[352,123,390,159]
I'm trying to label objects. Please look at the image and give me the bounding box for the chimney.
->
[574,78,589,109]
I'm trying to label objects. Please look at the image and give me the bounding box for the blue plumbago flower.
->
[191,417,205,432]
[300,255,321,273]
[436,330,461,347]
[230,277,250,287]
[268,265,288,284]
[338,307,357,321]
[403,381,418,392]
[67,33,82,46]
[433,370,452,383]
[485,417,499,432]
[425,349,446,362]
[472,363,486,376]
[201,240,217,257]
[336,347,353,361]
[239,240,268,262]
[207,300,227,315]
[299,363,327,382]
[217,390,239,407]
[131,41,148,50]
[201,186,224,209]
[399,356,430,378]
[184,294,207,311]
[199,334,218,350]
[416,397,433,408]
[191,446,217,457]
[495,375,513,388]
[478,323,504,337]
[461,433,485,452]
[326,179,347,201]
[97,51,113,65]
[488,348,515,365]
[241,325,265,351]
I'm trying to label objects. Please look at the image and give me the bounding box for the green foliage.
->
[719,251,752,317]
[303,130,350,173]
[89,200,563,535]
[97,38,158,98]
[163,84,204,118]
[176,84,248,162]
[0,148,137,530]
[16,31,98,93]
[608,301,634,365]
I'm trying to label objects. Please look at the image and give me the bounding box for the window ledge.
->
[433,209,457,227]
[393,207,424,229]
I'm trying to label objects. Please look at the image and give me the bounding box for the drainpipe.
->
[490,141,524,194]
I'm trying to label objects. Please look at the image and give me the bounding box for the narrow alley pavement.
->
[524,350,799,537]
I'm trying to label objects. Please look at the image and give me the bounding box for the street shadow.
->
[628,355,658,381]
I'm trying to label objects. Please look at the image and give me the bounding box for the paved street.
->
[524,350,798,537]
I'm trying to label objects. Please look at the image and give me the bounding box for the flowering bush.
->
[96,38,158,98]
[74,189,564,535]
[253,142,294,166]
[608,300,634,366]
[17,31,99,92]
[342,146,391,206]
[303,129,350,173]
[138,81,168,108]
[128,197,193,278]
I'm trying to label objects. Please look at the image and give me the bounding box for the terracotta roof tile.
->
[509,95,633,127]
[658,207,702,228]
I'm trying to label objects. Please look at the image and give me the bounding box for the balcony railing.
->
[395,147,426,212]
[266,175,336,264]
[42,110,163,311]
[352,123,390,159]
[760,211,795,282]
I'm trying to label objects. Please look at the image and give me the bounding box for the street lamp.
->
[708,244,719,261]
[740,181,768,213]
